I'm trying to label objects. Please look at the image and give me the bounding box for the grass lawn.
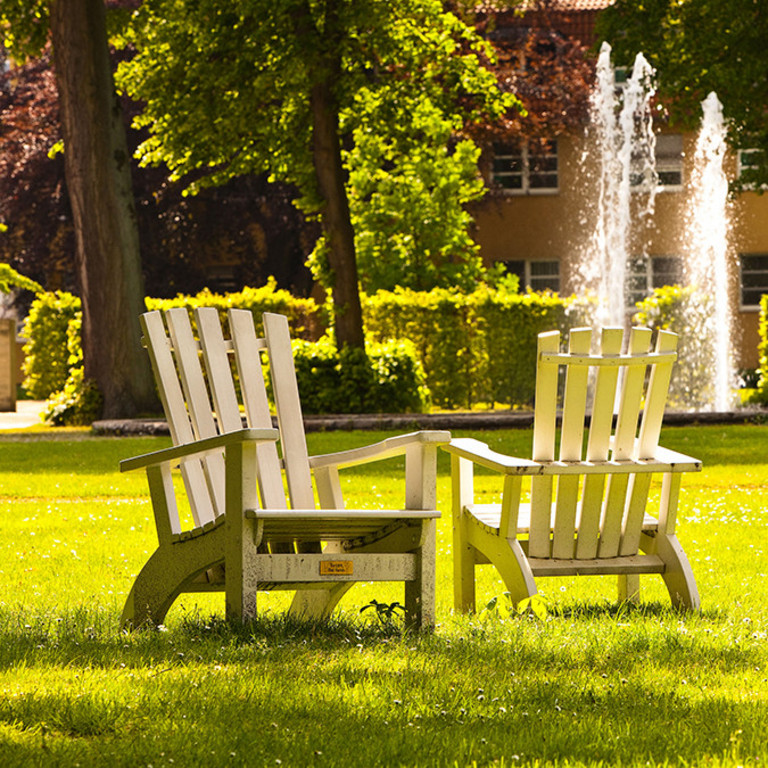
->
[0,423,766,766]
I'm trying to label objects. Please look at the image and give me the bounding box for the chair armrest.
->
[443,438,542,475]
[120,427,280,473]
[653,445,702,471]
[308,430,450,470]
[444,438,703,476]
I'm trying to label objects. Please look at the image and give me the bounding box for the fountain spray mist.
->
[586,42,657,327]
[685,92,735,411]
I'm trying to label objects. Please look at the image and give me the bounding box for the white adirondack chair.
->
[445,326,701,612]
[121,308,449,629]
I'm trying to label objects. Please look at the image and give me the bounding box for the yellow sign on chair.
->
[320,561,354,576]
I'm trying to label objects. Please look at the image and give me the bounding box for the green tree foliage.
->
[344,88,487,292]
[117,0,517,335]
[597,0,768,189]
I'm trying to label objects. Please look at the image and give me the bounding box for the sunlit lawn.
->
[0,423,766,766]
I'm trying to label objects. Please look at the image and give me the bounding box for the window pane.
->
[651,256,682,287]
[529,260,560,291]
[502,260,525,286]
[740,254,768,307]
[655,134,683,187]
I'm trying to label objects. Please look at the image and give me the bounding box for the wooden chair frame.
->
[444,326,702,612]
[121,308,449,630]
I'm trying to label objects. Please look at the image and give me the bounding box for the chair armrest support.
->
[120,428,280,473]
[308,430,450,470]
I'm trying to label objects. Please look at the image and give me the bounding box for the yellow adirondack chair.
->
[121,308,449,629]
[445,326,701,611]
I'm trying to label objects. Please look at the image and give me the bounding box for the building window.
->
[492,139,558,194]
[655,134,683,188]
[738,149,764,190]
[631,133,683,190]
[627,254,683,307]
[503,259,560,293]
[740,254,768,309]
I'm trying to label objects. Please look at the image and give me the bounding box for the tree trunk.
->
[51,0,156,418]
[310,78,365,349]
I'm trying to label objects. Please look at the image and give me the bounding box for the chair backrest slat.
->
[551,327,592,559]
[228,309,287,510]
[575,327,623,559]
[195,307,244,434]
[263,312,316,511]
[141,311,217,527]
[529,330,561,558]
[637,329,678,458]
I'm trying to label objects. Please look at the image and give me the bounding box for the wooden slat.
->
[576,327,623,559]
[165,308,226,519]
[263,313,316,511]
[599,327,653,558]
[637,330,678,458]
[196,307,243,433]
[620,330,678,556]
[540,352,676,366]
[528,331,560,558]
[527,554,666,577]
[141,311,216,527]
[228,309,287,510]
[552,327,591,559]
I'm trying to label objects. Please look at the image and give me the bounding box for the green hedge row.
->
[22,285,427,419]
[363,287,586,408]
[23,283,585,417]
[146,279,321,339]
[754,294,768,404]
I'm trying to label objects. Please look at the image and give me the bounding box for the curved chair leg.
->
[656,534,700,611]
[122,529,227,629]
[121,547,188,629]
[471,531,538,608]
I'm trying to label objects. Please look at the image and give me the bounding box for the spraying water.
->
[583,42,657,327]
[683,92,735,411]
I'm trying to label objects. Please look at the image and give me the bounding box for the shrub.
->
[21,291,81,399]
[634,285,719,410]
[363,286,581,408]
[146,278,320,340]
[750,294,768,405]
[289,336,429,415]
[42,368,103,426]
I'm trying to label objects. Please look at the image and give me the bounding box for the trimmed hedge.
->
[363,286,584,408]
[23,283,585,417]
[21,291,81,399]
[146,279,321,340]
[289,337,429,415]
[753,294,768,405]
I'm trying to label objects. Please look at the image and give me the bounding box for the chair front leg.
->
[452,454,477,613]
[224,440,262,621]
[405,518,437,630]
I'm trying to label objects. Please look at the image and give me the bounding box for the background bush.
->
[289,336,429,415]
[21,291,81,399]
[634,285,720,411]
[363,286,582,408]
[752,294,768,405]
[146,279,320,340]
[23,283,586,419]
